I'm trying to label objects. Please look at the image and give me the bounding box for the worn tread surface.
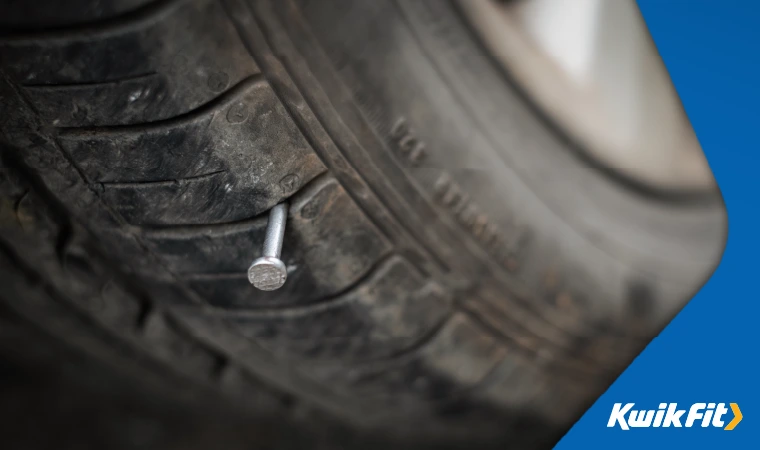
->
[0,0,725,447]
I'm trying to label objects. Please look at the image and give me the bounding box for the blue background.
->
[557,1,759,448]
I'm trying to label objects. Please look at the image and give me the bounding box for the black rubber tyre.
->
[0,0,726,448]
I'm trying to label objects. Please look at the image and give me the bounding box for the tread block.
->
[142,176,391,306]
[58,80,326,225]
[310,313,505,401]
[24,73,171,127]
[224,256,452,361]
[1,0,258,126]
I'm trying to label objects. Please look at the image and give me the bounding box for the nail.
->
[248,203,288,291]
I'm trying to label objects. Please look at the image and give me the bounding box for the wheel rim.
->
[458,0,716,193]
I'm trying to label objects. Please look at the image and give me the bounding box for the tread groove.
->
[98,169,228,188]
[21,71,158,88]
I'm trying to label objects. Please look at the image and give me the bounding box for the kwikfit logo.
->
[607,403,742,430]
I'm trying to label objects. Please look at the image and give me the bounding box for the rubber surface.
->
[0,0,727,447]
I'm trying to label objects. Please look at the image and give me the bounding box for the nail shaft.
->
[262,203,287,258]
